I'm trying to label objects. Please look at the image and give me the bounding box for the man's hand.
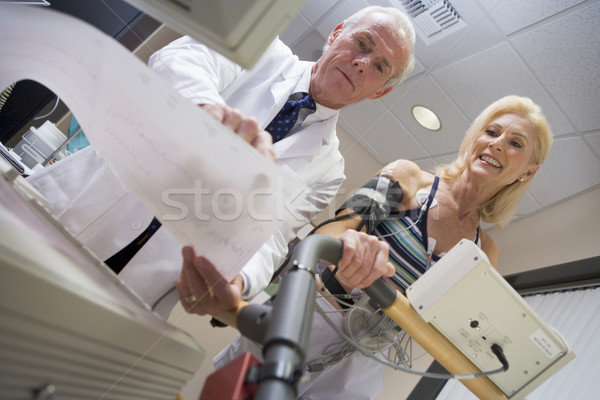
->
[176,246,243,316]
[335,230,394,288]
[201,104,276,162]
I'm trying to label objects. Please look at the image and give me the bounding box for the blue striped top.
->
[373,176,479,292]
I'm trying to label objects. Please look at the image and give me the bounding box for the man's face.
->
[310,12,411,109]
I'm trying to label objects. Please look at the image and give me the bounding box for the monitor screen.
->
[124,0,306,68]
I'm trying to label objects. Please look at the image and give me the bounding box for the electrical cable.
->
[305,295,413,373]
[33,96,60,120]
[312,298,509,380]
[375,202,427,240]
[269,211,361,284]
[272,176,508,378]
[308,293,428,370]
[308,210,360,236]
[272,203,426,285]
[491,343,509,371]
[272,176,422,285]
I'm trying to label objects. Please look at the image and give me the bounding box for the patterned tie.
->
[265,92,316,143]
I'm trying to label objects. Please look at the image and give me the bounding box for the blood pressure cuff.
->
[336,175,403,234]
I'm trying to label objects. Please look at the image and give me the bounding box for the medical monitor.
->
[407,239,575,399]
[124,0,307,68]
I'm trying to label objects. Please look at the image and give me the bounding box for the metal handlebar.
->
[238,234,343,400]
[212,233,506,400]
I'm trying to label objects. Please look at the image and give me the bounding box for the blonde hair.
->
[437,95,553,227]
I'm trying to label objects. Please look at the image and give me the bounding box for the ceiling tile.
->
[289,29,327,62]
[339,119,388,163]
[366,0,396,7]
[432,42,576,136]
[298,0,342,24]
[477,0,588,35]
[514,191,542,217]
[389,75,471,156]
[280,12,311,46]
[403,0,506,70]
[362,113,429,163]
[340,98,388,136]
[413,157,440,174]
[379,60,428,112]
[583,131,600,157]
[338,114,382,158]
[314,0,370,38]
[282,0,599,221]
[510,1,600,132]
[434,153,460,167]
[408,57,426,79]
[528,136,600,207]
[358,139,386,164]
[379,72,420,110]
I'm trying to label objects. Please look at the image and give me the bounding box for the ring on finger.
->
[183,294,198,303]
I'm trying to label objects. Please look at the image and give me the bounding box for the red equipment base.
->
[199,352,262,400]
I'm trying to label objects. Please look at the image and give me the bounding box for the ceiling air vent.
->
[392,0,466,45]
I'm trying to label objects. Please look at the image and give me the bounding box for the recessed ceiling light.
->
[412,105,441,131]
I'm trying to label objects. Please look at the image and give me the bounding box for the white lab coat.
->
[28,36,345,316]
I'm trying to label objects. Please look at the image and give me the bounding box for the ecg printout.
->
[0,5,306,282]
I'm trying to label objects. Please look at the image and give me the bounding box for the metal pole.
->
[253,234,343,400]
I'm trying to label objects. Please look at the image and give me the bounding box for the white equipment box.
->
[406,239,575,399]
[0,159,205,399]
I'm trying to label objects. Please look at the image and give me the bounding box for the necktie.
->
[265,92,316,143]
[104,217,162,274]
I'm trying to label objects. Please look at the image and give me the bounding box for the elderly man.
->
[28,6,415,326]
[174,6,416,400]
[175,5,415,317]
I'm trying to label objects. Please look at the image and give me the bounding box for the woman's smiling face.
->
[468,113,540,185]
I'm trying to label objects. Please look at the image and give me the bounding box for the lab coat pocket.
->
[55,159,130,237]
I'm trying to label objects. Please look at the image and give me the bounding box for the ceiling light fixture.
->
[412,105,441,131]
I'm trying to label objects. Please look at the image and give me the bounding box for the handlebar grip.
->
[288,234,343,274]
[212,300,248,329]
[211,234,342,329]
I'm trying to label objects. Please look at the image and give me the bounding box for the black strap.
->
[321,268,353,309]
[104,217,162,274]
[210,318,228,328]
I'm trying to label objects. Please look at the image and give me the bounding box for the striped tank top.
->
[372,176,480,292]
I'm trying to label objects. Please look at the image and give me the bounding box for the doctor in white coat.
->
[28,6,415,320]
[176,7,417,400]
[148,36,347,305]
[174,6,415,315]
